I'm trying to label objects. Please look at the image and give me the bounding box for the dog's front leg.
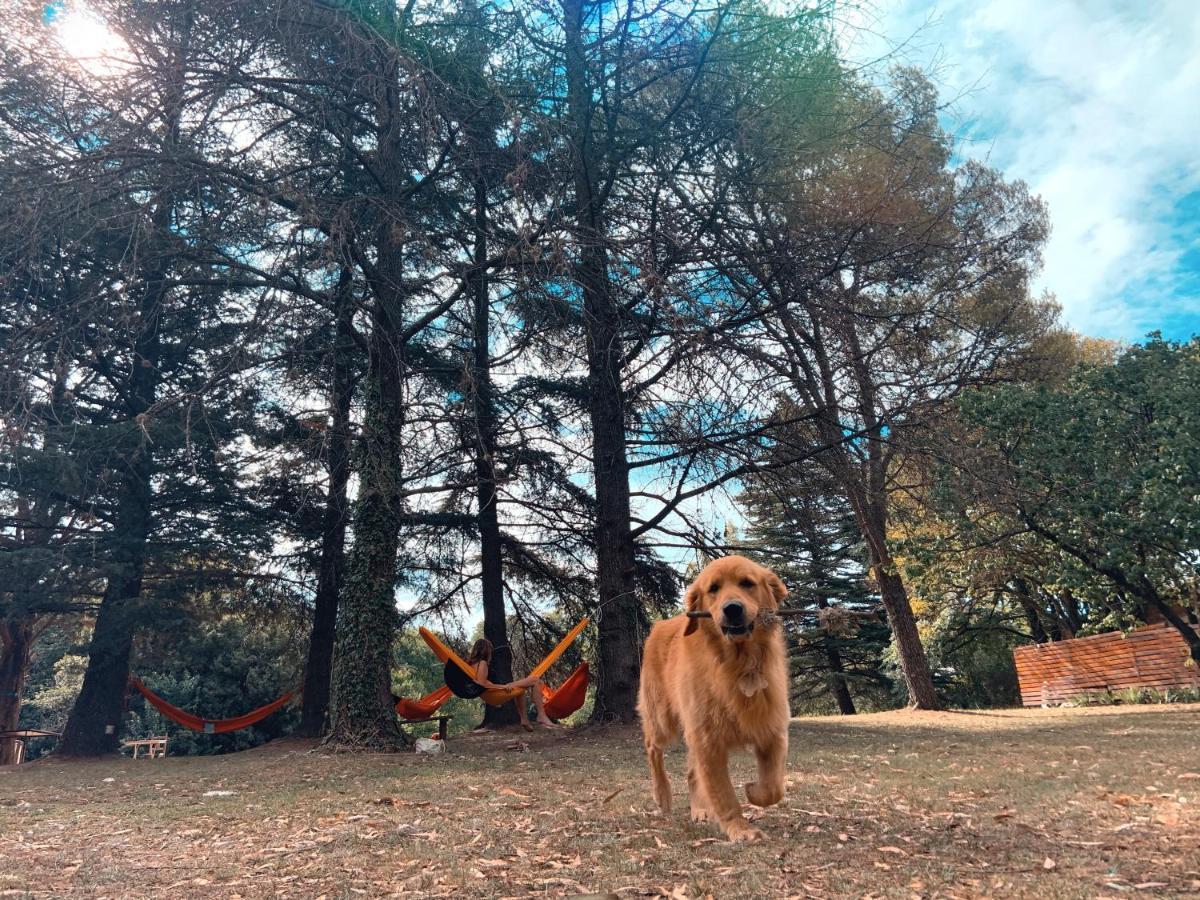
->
[646,742,671,815]
[746,733,787,808]
[686,757,711,822]
[689,740,762,843]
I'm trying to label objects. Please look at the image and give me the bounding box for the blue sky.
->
[845,0,1200,342]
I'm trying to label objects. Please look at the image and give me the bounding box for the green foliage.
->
[956,337,1200,639]
[24,654,88,738]
[918,613,1021,709]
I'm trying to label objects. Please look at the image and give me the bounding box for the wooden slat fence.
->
[1013,623,1200,706]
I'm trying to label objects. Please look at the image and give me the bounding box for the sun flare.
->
[49,3,129,74]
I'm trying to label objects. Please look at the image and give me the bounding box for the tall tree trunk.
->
[298,270,356,738]
[57,212,165,757]
[0,618,35,765]
[326,291,406,748]
[563,0,642,722]
[469,178,518,728]
[852,492,940,710]
[326,34,407,749]
[873,566,940,709]
[819,456,940,709]
[58,4,189,757]
[58,429,155,755]
[807,545,856,715]
[1012,580,1050,643]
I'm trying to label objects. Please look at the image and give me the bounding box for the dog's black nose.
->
[722,601,745,624]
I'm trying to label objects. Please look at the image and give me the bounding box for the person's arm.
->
[474,660,507,690]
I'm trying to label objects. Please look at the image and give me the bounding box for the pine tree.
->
[740,459,892,714]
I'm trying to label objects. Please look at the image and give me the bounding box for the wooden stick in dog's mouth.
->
[686,609,781,627]
[686,608,881,623]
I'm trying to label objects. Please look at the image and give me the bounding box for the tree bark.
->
[326,291,407,748]
[469,177,519,728]
[825,648,856,715]
[1012,579,1051,643]
[58,455,153,755]
[0,618,35,765]
[874,566,941,709]
[823,444,940,709]
[563,0,643,722]
[298,269,356,738]
[326,31,408,749]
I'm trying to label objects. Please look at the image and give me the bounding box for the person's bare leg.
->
[530,682,554,726]
[506,675,556,726]
[514,696,533,731]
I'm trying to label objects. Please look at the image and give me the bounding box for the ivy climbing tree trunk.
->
[325,27,409,749]
[562,0,643,723]
[326,289,407,748]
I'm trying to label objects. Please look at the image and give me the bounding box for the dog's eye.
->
[738,578,755,589]
[707,582,719,594]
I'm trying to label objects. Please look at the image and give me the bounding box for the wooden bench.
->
[399,715,451,741]
[123,736,168,759]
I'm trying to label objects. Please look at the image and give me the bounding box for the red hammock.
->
[394,685,453,720]
[129,676,297,734]
[396,664,589,722]
[541,662,589,720]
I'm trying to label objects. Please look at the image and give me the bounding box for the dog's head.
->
[683,555,787,642]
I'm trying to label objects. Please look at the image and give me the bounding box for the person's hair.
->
[467,638,493,665]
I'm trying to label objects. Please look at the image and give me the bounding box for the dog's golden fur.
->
[637,555,790,843]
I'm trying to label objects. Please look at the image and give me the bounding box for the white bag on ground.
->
[415,737,445,754]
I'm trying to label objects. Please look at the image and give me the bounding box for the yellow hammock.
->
[418,618,588,707]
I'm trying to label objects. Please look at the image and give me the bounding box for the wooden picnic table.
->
[123,736,168,759]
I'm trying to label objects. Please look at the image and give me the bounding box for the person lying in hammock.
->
[467,638,557,730]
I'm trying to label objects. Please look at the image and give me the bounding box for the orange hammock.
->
[129,676,297,734]
[394,684,453,721]
[541,662,589,720]
[418,619,589,709]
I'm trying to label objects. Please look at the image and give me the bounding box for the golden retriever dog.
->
[637,555,790,843]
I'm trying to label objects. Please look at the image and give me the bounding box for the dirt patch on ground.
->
[2,704,1198,898]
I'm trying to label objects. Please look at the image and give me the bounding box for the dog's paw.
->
[726,823,764,844]
[745,780,784,808]
[690,805,713,823]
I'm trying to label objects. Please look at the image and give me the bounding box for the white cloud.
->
[853,0,1200,339]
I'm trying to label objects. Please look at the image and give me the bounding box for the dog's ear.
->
[683,582,701,635]
[765,570,788,606]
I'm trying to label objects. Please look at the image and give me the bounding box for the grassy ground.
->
[2,704,1199,899]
